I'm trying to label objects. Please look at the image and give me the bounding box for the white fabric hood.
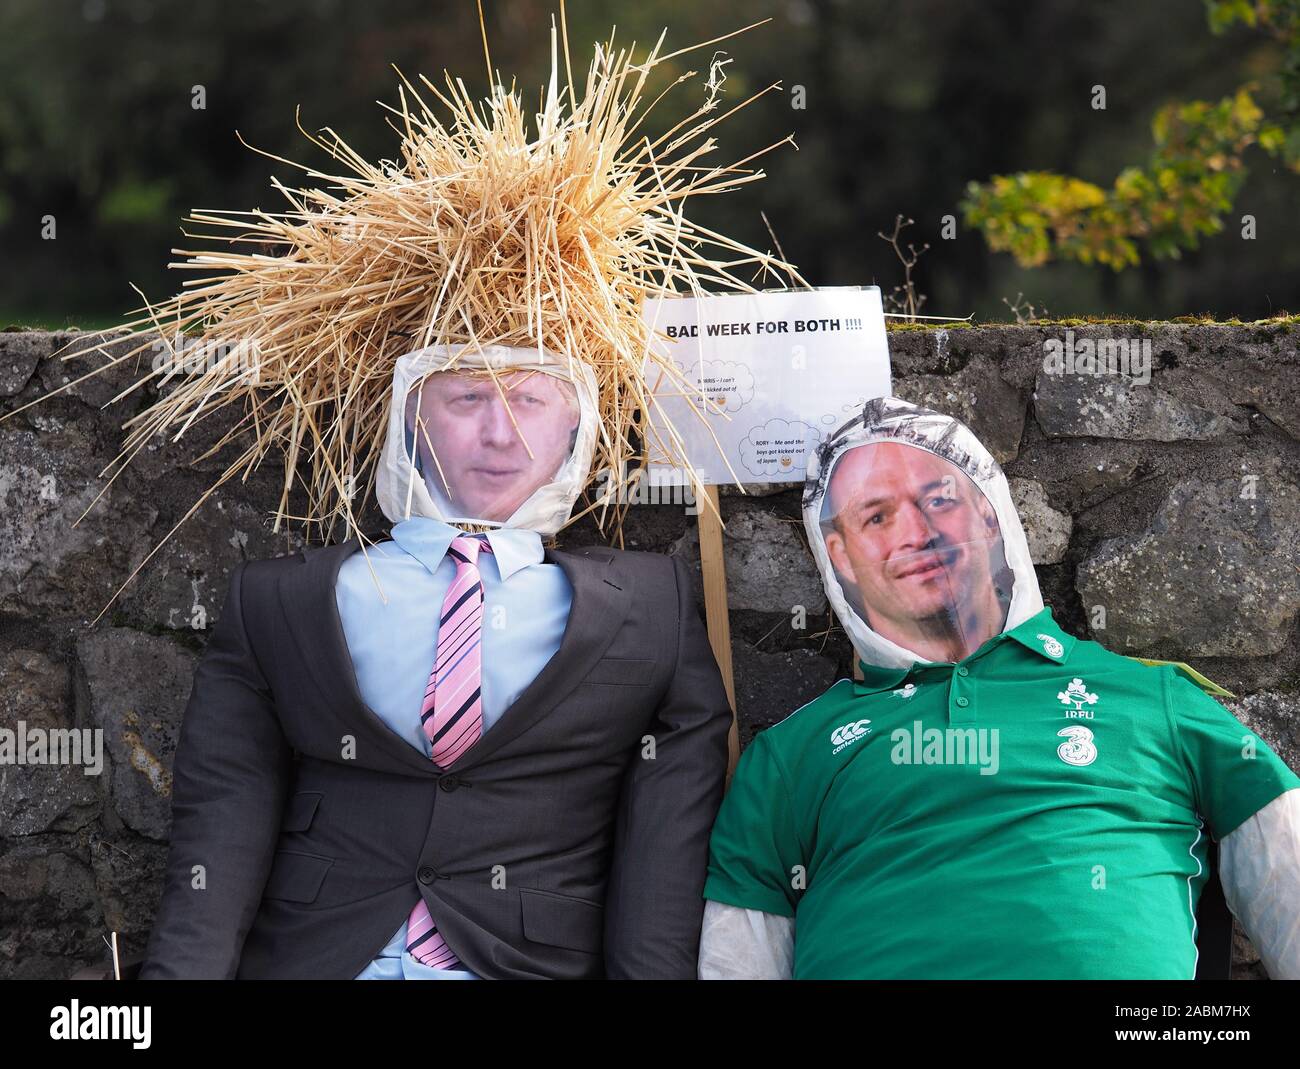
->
[375,343,599,535]
[802,396,1043,670]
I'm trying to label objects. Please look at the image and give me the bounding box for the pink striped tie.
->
[405,533,493,970]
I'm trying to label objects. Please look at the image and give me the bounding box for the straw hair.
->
[4,11,802,618]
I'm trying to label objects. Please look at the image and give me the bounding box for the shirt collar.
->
[852,606,1075,694]
[1003,606,1076,664]
[390,517,544,581]
[854,661,913,695]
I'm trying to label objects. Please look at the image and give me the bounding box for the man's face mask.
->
[375,344,598,535]
[821,441,1011,663]
[404,368,582,524]
[804,397,1043,670]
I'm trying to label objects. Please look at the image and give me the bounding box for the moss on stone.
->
[884,313,1300,332]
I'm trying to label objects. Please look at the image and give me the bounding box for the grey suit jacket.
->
[137,538,732,979]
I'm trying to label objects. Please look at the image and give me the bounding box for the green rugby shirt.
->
[704,607,1300,979]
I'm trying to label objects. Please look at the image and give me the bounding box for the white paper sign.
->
[642,288,891,485]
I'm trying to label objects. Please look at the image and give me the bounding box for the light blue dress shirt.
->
[333,517,573,979]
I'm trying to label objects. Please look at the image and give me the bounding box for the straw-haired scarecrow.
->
[20,20,799,979]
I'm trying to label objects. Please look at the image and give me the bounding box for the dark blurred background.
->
[0,0,1295,328]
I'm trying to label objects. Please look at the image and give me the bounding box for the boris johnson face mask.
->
[803,397,1043,669]
[376,344,599,535]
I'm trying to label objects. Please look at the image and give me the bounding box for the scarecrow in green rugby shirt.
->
[700,397,1300,980]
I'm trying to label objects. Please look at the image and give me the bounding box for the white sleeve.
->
[697,899,795,979]
[1218,786,1300,980]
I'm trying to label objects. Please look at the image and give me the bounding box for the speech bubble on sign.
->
[739,418,823,478]
[691,359,755,415]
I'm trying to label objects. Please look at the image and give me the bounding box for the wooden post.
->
[697,484,739,778]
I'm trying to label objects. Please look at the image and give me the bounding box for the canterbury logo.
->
[831,719,872,754]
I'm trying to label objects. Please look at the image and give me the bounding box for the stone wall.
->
[1,321,1297,979]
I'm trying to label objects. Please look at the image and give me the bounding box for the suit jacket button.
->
[417,867,436,885]
[439,775,460,792]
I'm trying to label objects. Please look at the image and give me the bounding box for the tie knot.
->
[448,532,492,567]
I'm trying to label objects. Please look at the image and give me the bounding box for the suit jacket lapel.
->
[277,538,631,776]
[277,538,441,778]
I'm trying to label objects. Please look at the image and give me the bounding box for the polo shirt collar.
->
[1003,606,1076,664]
[854,661,913,695]
[852,606,1075,694]
[390,517,543,581]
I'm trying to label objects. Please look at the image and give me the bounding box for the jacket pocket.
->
[262,850,334,903]
[519,888,604,953]
[583,658,655,687]
[281,790,323,833]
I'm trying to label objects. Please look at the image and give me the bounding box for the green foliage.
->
[0,1,1295,321]
[1209,0,1300,166]
[97,177,175,227]
[963,1,1300,269]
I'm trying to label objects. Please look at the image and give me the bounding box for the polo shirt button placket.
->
[950,665,977,725]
